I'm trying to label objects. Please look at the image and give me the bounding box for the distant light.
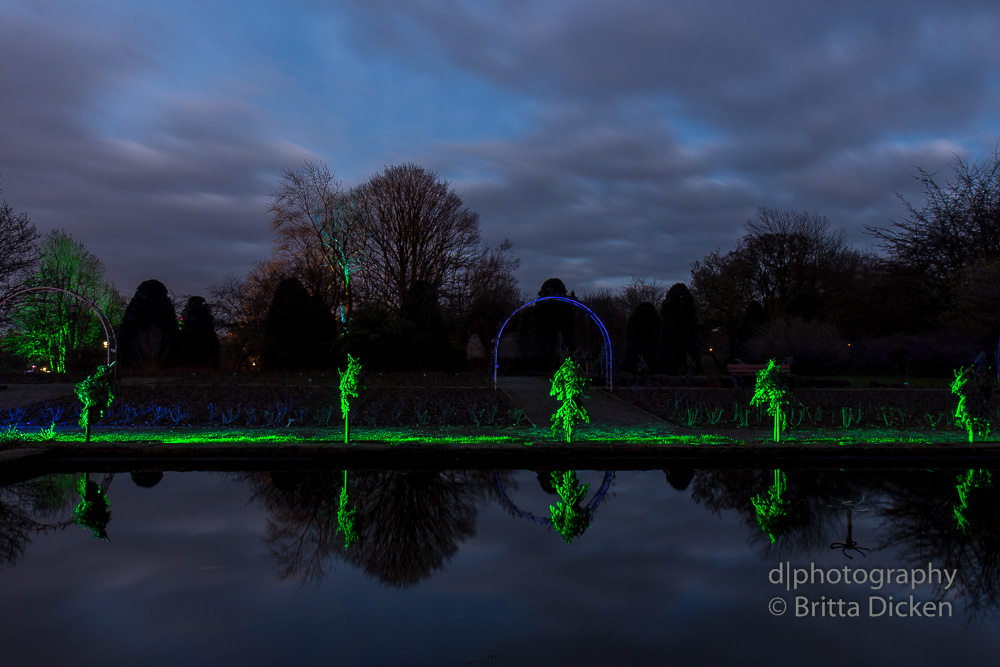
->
[102,340,108,348]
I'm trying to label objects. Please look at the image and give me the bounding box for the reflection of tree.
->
[73,473,111,540]
[691,469,867,557]
[829,498,869,559]
[549,471,591,543]
[246,469,502,587]
[345,471,497,587]
[752,470,790,543]
[0,474,79,568]
[880,469,1000,618]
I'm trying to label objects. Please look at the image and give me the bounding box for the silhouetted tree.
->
[0,182,39,299]
[658,283,701,374]
[178,296,220,369]
[118,279,178,372]
[262,277,336,371]
[350,163,482,312]
[522,278,576,370]
[400,280,454,370]
[624,301,659,373]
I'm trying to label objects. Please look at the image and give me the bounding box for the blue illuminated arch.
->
[492,296,612,390]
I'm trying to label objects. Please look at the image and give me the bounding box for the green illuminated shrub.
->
[339,354,364,444]
[951,366,991,443]
[751,359,788,443]
[75,363,114,443]
[550,357,589,443]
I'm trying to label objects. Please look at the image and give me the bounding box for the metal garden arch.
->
[492,296,613,391]
[0,287,117,368]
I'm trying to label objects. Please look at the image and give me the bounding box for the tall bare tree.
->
[350,163,482,312]
[0,183,40,301]
[268,161,366,331]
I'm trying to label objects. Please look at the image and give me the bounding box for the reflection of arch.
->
[493,470,615,526]
[492,296,613,390]
[0,287,117,367]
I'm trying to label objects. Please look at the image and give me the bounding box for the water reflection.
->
[6,466,1000,620]
[242,469,504,587]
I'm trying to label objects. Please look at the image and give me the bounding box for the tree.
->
[867,151,1000,295]
[7,229,122,373]
[262,277,337,371]
[0,183,40,300]
[624,301,659,374]
[658,283,701,374]
[351,163,482,311]
[118,279,179,372]
[268,161,366,331]
[178,296,220,369]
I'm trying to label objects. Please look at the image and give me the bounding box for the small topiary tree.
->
[550,357,589,443]
[951,366,991,443]
[751,358,788,443]
[75,363,114,443]
[339,354,364,444]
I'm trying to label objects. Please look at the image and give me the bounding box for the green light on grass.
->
[549,470,591,543]
[752,469,789,543]
[954,468,992,533]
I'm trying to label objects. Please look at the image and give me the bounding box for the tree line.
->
[2,148,999,377]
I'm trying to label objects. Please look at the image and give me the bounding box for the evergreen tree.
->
[178,296,220,369]
[262,277,336,371]
[658,283,701,374]
[118,279,178,372]
[624,301,660,373]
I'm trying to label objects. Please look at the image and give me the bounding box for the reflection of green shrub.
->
[954,468,992,532]
[751,359,788,443]
[752,469,789,543]
[338,470,360,548]
[550,471,590,543]
[73,474,111,540]
[951,366,991,443]
[550,358,589,443]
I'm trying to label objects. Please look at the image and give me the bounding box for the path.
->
[496,376,670,431]
[0,384,76,414]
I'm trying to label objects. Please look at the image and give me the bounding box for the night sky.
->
[2,0,999,300]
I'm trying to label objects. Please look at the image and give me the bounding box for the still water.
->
[2,467,999,666]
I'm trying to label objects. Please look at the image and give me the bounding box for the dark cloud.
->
[2,0,1000,302]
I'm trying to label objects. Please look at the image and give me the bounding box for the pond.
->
[2,466,999,665]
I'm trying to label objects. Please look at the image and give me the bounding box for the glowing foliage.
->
[751,359,788,443]
[75,363,114,443]
[73,474,111,540]
[549,470,590,543]
[951,366,991,443]
[752,469,789,543]
[339,354,364,444]
[954,468,992,533]
[550,357,589,443]
[338,470,360,549]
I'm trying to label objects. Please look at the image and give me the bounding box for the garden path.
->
[0,384,76,414]
[497,376,671,431]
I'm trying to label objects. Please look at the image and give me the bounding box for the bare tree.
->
[350,163,482,311]
[267,161,366,330]
[0,183,40,300]
[867,151,1000,296]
